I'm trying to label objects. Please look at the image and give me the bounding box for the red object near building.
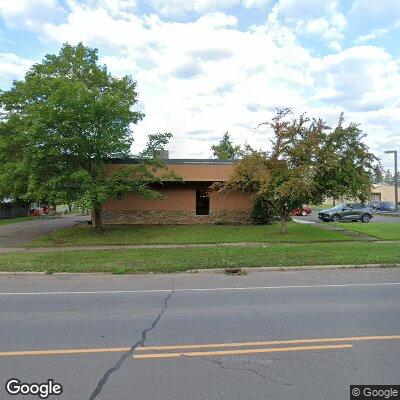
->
[291,206,312,216]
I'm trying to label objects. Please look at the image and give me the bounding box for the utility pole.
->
[385,150,398,212]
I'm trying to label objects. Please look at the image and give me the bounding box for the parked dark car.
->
[370,201,395,212]
[318,203,373,223]
[291,206,312,216]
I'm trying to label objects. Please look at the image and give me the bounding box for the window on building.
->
[371,193,381,202]
[196,189,210,215]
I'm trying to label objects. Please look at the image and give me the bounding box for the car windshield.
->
[331,203,346,210]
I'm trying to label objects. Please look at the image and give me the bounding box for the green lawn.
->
[0,216,37,226]
[28,223,352,247]
[0,242,399,273]
[335,223,400,241]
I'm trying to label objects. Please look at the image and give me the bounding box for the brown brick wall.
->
[102,209,253,225]
[103,184,253,212]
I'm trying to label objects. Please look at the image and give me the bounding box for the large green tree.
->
[218,110,376,234]
[314,114,377,204]
[211,131,242,159]
[0,43,176,230]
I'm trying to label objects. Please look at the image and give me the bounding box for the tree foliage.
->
[383,169,395,185]
[0,43,177,230]
[372,163,384,185]
[218,110,376,234]
[251,193,279,225]
[314,113,377,203]
[211,131,242,159]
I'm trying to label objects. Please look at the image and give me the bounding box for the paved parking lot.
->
[298,211,400,224]
[0,215,89,247]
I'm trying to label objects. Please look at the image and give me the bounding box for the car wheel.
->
[361,214,370,223]
[301,210,307,216]
[331,214,341,222]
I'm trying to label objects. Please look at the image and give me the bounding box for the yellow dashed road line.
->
[0,334,399,358]
[133,344,354,359]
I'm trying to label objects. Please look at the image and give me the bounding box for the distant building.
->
[102,158,252,225]
[370,184,399,203]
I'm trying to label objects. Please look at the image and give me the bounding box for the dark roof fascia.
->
[107,158,234,165]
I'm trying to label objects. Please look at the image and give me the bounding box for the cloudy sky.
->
[0,0,399,169]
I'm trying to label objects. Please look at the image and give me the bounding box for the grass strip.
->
[28,223,351,247]
[334,223,400,241]
[1,242,399,273]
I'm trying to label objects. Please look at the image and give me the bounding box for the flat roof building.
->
[371,184,400,203]
[102,159,253,225]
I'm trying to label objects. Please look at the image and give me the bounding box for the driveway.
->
[0,214,89,247]
[0,268,399,400]
[297,210,400,224]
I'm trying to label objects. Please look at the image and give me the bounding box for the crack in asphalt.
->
[198,356,293,386]
[242,359,293,384]
[266,355,359,371]
[87,289,175,400]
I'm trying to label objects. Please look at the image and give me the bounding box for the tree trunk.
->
[333,198,336,206]
[280,210,287,235]
[94,206,104,232]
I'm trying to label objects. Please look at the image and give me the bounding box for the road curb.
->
[0,271,47,275]
[0,263,399,276]
[188,263,400,273]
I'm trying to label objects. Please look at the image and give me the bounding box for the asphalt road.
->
[0,215,89,247]
[1,268,399,400]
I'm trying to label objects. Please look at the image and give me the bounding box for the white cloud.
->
[355,20,400,44]
[149,0,240,16]
[328,40,342,52]
[39,4,316,155]
[349,0,400,20]
[148,0,271,16]
[268,0,347,43]
[195,12,238,28]
[312,46,400,112]
[356,29,388,44]
[242,0,271,8]
[349,0,400,37]
[0,0,64,29]
[305,18,330,35]
[171,59,203,79]
[273,0,337,20]
[189,47,233,61]
[1,0,398,166]
[88,0,137,15]
[0,53,33,88]
[43,4,149,49]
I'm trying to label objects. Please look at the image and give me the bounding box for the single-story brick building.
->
[102,158,253,225]
[370,184,399,203]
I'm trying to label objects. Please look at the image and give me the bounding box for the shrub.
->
[251,194,279,224]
